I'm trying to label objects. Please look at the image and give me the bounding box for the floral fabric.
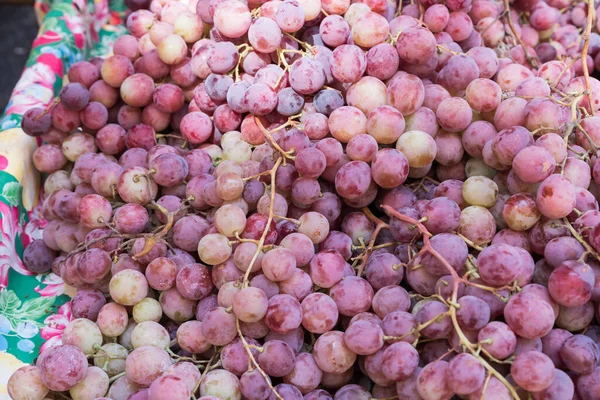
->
[0,0,127,387]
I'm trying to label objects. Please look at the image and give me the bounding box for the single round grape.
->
[71,289,106,321]
[232,287,269,323]
[477,321,517,360]
[177,321,211,354]
[131,320,170,349]
[330,45,367,84]
[176,263,214,301]
[240,368,272,400]
[456,295,491,330]
[559,334,600,375]
[416,361,453,400]
[447,353,486,395]
[201,306,237,345]
[125,346,172,387]
[257,339,296,377]
[38,345,88,391]
[313,331,357,374]
[396,130,437,168]
[198,233,233,265]
[511,351,555,392]
[330,276,374,317]
[159,288,198,322]
[62,318,103,355]
[264,294,302,334]
[132,297,162,323]
[343,320,384,355]
[301,292,339,334]
[548,260,595,307]
[504,292,556,339]
[109,269,148,306]
[7,365,50,400]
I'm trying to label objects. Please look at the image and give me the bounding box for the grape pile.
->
[10,0,600,398]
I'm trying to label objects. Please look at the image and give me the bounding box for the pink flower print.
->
[35,273,66,298]
[39,301,72,354]
[0,202,33,283]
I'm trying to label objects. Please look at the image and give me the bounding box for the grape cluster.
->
[10,0,600,399]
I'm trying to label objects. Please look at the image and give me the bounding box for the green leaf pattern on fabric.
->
[1,183,21,207]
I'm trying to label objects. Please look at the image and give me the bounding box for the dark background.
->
[0,4,38,111]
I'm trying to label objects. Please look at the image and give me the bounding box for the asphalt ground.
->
[0,4,38,111]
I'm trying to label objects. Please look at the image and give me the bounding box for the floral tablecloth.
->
[0,0,127,396]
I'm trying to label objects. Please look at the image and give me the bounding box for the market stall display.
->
[5,0,600,399]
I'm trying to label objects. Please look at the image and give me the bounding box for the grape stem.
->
[581,0,596,116]
[108,371,126,383]
[132,201,175,260]
[232,116,296,400]
[236,319,283,400]
[382,205,520,400]
[356,208,389,276]
[502,0,538,68]
[562,217,600,261]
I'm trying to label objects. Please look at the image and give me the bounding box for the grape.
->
[424,4,450,32]
[557,334,600,375]
[198,233,233,265]
[415,300,452,340]
[71,288,106,321]
[308,249,345,288]
[177,321,211,354]
[68,60,100,88]
[265,294,303,334]
[417,361,453,400]
[456,295,490,330]
[106,375,141,399]
[233,287,269,322]
[343,320,384,355]
[159,287,197,322]
[109,269,148,306]
[289,58,326,95]
[7,365,49,400]
[457,205,496,245]
[511,351,555,392]
[396,26,436,64]
[247,245,287,280]
[476,244,524,287]
[504,292,556,339]
[177,263,214,301]
[132,297,162,323]
[240,369,272,400]
[38,345,88,391]
[97,304,129,341]
[93,343,128,377]
[548,260,595,307]
[301,292,339,334]
[531,369,575,400]
[297,211,329,244]
[447,353,485,395]
[257,340,296,377]
[130,320,170,349]
[313,331,357,373]
[101,55,134,88]
[330,45,366,84]
[477,321,517,359]
[62,318,103,355]
[199,369,242,399]
[365,254,405,291]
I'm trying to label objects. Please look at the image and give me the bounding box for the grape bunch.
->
[10,0,600,398]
